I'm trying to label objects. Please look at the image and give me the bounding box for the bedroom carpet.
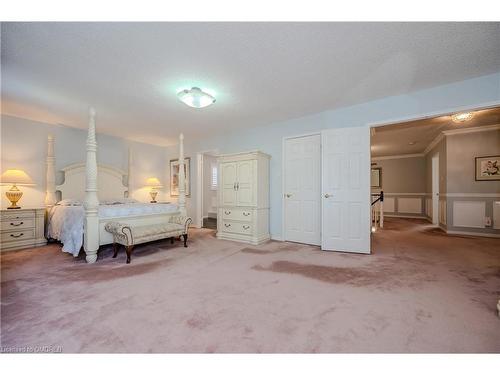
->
[1,218,499,353]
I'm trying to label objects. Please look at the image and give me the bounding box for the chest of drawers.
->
[0,208,47,251]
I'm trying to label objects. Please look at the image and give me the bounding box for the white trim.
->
[443,193,500,198]
[367,100,500,129]
[281,131,321,243]
[424,133,445,155]
[442,123,500,136]
[371,153,425,161]
[383,192,427,196]
[384,214,426,219]
[270,234,283,241]
[445,230,500,239]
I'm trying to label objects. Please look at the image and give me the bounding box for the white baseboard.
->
[384,214,427,220]
[270,235,283,241]
[445,230,500,238]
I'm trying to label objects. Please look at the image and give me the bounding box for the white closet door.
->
[321,127,370,254]
[236,160,254,206]
[284,135,321,245]
[221,162,237,206]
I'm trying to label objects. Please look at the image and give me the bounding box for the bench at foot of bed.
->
[104,216,192,263]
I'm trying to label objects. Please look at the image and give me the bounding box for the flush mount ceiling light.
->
[177,87,216,109]
[408,141,416,145]
[451,112,474,123]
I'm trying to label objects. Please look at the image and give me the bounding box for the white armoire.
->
[216,151,270,245]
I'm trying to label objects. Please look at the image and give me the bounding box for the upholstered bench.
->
[104,216,192,263]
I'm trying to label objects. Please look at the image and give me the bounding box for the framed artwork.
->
[170,157,191,196]
[475,155,500,181]
[371,167,382,188]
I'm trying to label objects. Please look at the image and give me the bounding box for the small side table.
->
[0,207,47,251]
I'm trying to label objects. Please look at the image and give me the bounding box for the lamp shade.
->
[0,169,35,185]
[146,177,162,188]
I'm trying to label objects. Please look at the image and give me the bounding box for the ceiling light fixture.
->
[177,87,216,109]
[451,112,474,123]
[408,141,416,145]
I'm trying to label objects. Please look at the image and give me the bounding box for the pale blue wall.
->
[1,115,169,207]
[167,72,500,239]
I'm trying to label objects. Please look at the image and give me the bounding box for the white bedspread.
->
[47,203,179,256]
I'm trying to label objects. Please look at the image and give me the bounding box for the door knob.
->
[285,193,292,198]
[324,193,332,198]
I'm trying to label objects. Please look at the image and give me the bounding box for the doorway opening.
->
[369,104,500,239]
[195,150,219,229]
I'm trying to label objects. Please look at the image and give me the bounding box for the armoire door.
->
[236,160,254,206]
[321,127,370,254]
[283,134,321,245]
[220,162,237,206]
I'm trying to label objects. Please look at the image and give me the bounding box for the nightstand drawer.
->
[1,228,35,243]
[1,211,35,222]
[1,218,35,231]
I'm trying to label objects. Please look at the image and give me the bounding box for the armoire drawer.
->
[1,228,35,243]
[220,220,253,235]
[1,218,35,231]
[221,208,252,222]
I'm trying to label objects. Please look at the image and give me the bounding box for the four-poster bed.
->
[45,108,189,263]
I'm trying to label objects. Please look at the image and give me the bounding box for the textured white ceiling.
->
[371,107,500,157]
[2,22,500,146]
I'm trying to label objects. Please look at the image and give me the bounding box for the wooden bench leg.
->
[126,245,134,264]
[183,234,188,247]
[112,242,119,258]
[170,237,174,244]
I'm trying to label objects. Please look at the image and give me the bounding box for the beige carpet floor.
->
[1,218,499,353]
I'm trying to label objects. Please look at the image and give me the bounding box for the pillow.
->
[101,198,139,205]
[57,199,82,206]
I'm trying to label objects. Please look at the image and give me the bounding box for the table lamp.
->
[146,177,162,203]
[1,169,35,209]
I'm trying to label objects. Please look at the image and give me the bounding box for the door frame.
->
[431,154,440,225]
[195,149,220,229]
[281,132,321,242]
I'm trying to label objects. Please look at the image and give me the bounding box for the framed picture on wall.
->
[170,157,191,196]
[371,167,382,188]
[475,155,500,181]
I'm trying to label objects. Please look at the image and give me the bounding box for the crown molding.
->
[423,124,500,155]
[423,133,445,155]
[442,123,500,136]
[371,153,425,161]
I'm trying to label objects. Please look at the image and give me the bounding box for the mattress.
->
[47,203,179,256]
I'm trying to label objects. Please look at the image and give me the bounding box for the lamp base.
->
[6,185,23,209]
[149,190,158,204]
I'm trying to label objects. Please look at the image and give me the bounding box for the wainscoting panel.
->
[425,198,432,217]
[383,197,395,213]
[440,200,447,225]
[452,201,485,228]
[397,197,422,214]
[493,201,500,230]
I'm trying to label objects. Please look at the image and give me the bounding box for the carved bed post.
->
[178,133,187,216]
[84,108,100,263]
[45,134,57,208]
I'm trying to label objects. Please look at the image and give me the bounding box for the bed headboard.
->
[56,163,128,202]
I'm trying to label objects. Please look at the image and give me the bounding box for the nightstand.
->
[0,207,46,251]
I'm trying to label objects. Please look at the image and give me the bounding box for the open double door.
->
[284,126,371,254]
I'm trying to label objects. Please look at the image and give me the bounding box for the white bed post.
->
[178,133,187,217]
[84,108,100,263]
[45,134,57,208]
